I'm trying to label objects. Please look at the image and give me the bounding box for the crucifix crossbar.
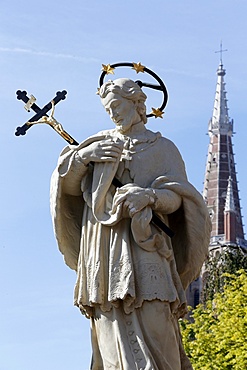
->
[15,90,77,145]
[215,41,228,63]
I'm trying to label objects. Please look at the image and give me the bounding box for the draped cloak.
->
[50,128,211,320]
[50,128,212,369]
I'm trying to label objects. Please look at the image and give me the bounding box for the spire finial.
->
[215,41,228,64]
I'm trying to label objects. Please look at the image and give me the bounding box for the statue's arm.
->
[148,138,187,214]
[149,188,182,214]
[60,137,123,196]
[59,152,89,196]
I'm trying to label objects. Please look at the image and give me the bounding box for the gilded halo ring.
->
[99,62,168,119]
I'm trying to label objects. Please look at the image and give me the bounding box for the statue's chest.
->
[117,142,166,187]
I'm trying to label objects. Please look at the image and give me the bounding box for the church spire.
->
[203,56,246,250]
[208,60,233,136]
[186,52,247,309]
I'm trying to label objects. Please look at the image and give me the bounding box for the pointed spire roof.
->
[224,177,236,213]
[203,55,246,249]
[209,61,233,136]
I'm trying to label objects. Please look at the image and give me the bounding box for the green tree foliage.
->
[202,247,247,302]
[181,270,247,369]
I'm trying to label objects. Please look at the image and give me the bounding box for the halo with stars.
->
[99,62,168,119]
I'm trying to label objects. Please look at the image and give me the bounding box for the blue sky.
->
[1,1,247,369]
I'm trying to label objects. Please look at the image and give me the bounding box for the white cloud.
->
[0,46,99,63]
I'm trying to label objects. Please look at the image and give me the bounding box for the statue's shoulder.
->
[149,130,180,152]
[95,128,115,136]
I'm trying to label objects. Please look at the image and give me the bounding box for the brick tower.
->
[202,60,247,252]
[186,58,247,309]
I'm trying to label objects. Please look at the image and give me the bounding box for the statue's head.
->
[99,78,147,132]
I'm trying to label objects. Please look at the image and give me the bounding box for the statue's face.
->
[102,92,141,133]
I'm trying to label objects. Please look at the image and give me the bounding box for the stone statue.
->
[50,78,211,370]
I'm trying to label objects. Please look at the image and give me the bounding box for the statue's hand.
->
[115,186,156,217]
[77,139,123,165]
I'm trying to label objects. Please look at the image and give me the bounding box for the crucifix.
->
[215,41,228,63]
[15,90,78,145]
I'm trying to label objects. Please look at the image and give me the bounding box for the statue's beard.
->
[115,118,133,133]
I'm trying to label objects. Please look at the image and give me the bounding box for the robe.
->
[50,128,211,370]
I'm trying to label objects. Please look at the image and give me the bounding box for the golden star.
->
[132,62,145,73]
[151,107,164,119]
[102,64,115,75]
